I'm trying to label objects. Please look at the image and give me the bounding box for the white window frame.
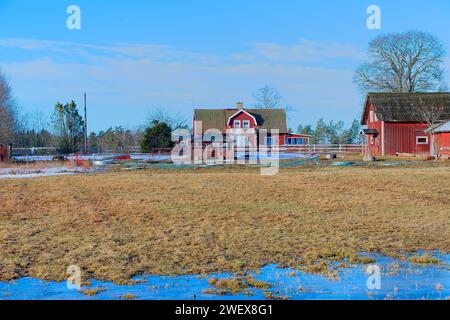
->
[416,136,429,145]
[233,120,241,128]
[243,120,250,128]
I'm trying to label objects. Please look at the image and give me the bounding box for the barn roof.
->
[194,108,288,133]
[361,93,450,124]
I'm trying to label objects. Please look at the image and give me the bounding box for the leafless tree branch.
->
[354,31,447,93]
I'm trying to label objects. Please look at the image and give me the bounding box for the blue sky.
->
[0,0,449,132]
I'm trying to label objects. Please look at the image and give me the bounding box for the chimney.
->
[236,102,244,110]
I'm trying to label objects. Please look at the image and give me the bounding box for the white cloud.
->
[234,39,366,64]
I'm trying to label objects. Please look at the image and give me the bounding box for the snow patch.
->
[0,167,86,179]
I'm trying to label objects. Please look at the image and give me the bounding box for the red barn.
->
[361,93,450,157]
[193,102,310,150]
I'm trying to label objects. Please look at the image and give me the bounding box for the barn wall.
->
[384,123,430,156]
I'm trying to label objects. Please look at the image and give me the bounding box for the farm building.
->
[361,93,450,157]
[431,120,450,158]
[193,102,311,150]
[0,143,10,162]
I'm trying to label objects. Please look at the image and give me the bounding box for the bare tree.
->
[354,31,447,93]
[146,107,187,130]
[253,86,283,109]
[0,71,17,143]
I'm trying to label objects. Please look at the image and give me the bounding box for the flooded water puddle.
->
[1,253,448,300]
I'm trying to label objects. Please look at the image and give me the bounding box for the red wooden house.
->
[193,102,310,150]
[361,93,450,157]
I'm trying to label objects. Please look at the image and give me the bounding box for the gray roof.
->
[194,108,288,134]
[362,93,450,124]
[432,120,450,133]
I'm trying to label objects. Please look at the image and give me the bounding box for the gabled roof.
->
[361,93,450,124]
[226,109,258,126]
[194,108,288,134]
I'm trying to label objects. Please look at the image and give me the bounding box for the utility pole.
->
[84,92,88,155]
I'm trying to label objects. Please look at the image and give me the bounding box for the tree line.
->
[297,119,362,145]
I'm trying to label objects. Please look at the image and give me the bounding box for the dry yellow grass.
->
[0,166,449,284]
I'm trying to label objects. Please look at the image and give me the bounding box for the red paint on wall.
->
[0,144,9,162]
[436,132,450,156]
[384,122,430,156]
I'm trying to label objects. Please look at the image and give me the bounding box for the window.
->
[233,120,241,128]
[416,136,429,145]
[369,111,374,123]
[243,120,250,128]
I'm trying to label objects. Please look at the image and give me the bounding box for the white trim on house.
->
[381,121,385,156]
[226,109,258,126]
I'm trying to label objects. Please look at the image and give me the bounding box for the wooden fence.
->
[283,144,365,154]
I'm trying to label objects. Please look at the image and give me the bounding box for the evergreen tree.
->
[140,121,174,152]
[51,101,84,154]
[313,119,328,144]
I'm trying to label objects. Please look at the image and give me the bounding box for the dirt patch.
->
[0,166,449,283]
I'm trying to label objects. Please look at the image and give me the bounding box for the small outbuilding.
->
[431,121,450,158]
[0,143,10,162]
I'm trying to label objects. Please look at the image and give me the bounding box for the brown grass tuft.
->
[408,253,441,265]
[82,287,106,296]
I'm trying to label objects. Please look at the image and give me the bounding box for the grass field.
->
[1,165,449,284]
